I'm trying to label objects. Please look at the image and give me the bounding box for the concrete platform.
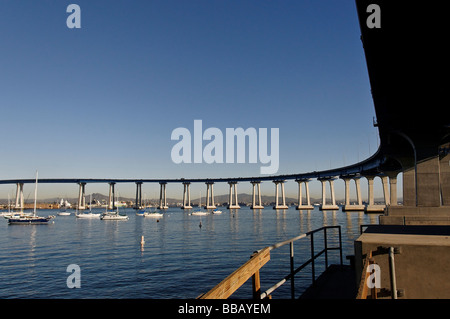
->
[299,265,356,299]
[342,205,365,212]
[355,225,450,298]
[319,205,339,211]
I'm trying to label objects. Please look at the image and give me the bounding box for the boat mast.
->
[33,170,38,217]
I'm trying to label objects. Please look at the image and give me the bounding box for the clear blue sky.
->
[0,1,389,199]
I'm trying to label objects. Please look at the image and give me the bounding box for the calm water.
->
[0,207,379,299]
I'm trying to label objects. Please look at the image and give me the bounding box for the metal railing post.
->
[324,227,328,269]
[310,232,315,284]
[389,247,398,299]
[338,226,343,266]
[290,241,295,299]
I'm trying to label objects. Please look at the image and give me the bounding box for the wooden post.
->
[252,251,261,299]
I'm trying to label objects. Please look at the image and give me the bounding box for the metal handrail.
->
[200,225,343,299]
[259,226,343,299]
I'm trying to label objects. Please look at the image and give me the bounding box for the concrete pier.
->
[204,182,216,209]
[158,182,169,209]
[227,182,240,209]
[364,176,386,213]
[341,176,365,211]
[273,180,288,209]
[318,177,339,210]
[77,182,86,209]
[182,182,192,209]
[295,178,314,210]
[251,181,264,209]
[135,182,143,209]
[14,182,24,211]
[108,182,115,209]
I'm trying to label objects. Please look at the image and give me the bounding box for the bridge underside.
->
[356,0,450,224]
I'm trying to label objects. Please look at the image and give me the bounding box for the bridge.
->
[2,1,449,226]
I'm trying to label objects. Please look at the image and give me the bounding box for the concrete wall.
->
[355,228,450,299]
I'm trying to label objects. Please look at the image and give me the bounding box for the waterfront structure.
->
[1,0,449,299]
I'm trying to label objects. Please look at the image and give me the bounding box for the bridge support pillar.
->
[251,181,264,209]
[342,176,365,211]
[135,182,143,209]
[158,182,169,209]
[182,182,192,209]
[205,182,216,209]
[227,182,240,209]
[318,177,339,211]
[382,153,450,225]
[365,176,385,213]
[387,173,398,206]
[273,180,288,209]
[77,182,86,210]
[14,183,24,211]
[295,179,313,210]
[108,182,115,210]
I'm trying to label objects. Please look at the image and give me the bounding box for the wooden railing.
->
[198,247,271,299]
[199,226,342,299]
[356,246,399,299]
[356,250,377,299]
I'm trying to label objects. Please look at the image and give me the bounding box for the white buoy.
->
[140,235,145,246]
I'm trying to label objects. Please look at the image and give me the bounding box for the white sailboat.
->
[76,194,100,219]
[143,208,164,218]
[101,192,128,220]
[7,171,55,225]
[58,198,71,216]
[191,191,209,216]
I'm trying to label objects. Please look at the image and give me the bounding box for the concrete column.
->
[15,183,24,210]
[135,182,143,209]
[388,174,398,206]
[274,181,279,208]
[227,182,240,209]
[330,179,336,206]
[182,182,192,209]
[381,176,390,205]
[258,183,262,207]
[355,178,363,206]
[365,176,385,213]
[305,180,312,207]
[342,176,365,212]
[234,184,238,208]
[273,180,288,209]
[251,181,264,209]
[78,182,86,210]
[108,183,114,209]
[343,179,351,206]
[159,182,168,209]
[205,182,216,209]
[321,180,327,206]
[297,180,303,206]
[319,177,339,211]
[251,182,256,208]
[417,156,441,207]
[206,183,210,208]
[367,176,375,206]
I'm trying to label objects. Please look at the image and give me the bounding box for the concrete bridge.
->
[2,1,449,226]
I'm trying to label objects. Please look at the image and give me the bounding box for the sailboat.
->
[101,192,128,220]
[76,194,100,219]
[8,171,55,225]
[143,207,163,218]
[191,191,208,216]
[58,198,72,216]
